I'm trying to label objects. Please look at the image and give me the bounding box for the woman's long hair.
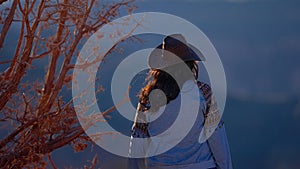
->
[138,61,199,111]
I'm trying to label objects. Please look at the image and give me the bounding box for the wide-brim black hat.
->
[148,34,205,69]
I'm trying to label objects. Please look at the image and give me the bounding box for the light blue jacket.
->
[128,80,232,169]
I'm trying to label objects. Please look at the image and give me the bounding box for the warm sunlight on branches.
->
[0,0,135,168]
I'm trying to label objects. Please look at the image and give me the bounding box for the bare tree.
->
[0,0,135,168]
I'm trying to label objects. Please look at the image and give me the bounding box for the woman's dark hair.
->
[138,61,198,111]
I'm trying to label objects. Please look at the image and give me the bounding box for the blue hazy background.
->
[1,0,300,169]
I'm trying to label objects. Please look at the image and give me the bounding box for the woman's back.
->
[129,80,217,169]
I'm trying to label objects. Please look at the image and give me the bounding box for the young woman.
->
[128,34,232,169]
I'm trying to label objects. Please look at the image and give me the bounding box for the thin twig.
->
[47,153,58,169]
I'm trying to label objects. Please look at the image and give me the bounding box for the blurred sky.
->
[134,0,300,99]
[95,1,300,168]
[109,1,300,168]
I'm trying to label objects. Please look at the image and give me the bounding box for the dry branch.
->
[0,0,136,168]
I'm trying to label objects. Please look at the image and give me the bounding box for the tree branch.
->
[47,154,58,169]
[0,0,17,49]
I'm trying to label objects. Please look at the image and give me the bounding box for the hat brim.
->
[148,43,205,69]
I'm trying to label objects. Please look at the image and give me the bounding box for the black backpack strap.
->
[131,103,150,138]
